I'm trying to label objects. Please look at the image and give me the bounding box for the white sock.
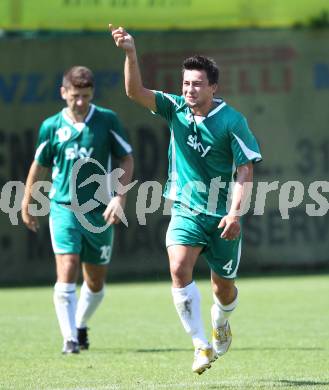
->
[211,290,238,328]
[53,282,77,342]
[75,281,105,329]
[172,281,209,349]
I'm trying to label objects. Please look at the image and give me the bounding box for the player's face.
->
[182,69,217,114]
[61,86,94,117]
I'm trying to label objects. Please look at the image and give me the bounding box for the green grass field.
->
[0,275,328,389]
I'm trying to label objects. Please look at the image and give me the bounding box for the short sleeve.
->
[154,91,183,122]
[230,116,262,166]
[34,122,53,167]
[109,114,133,158]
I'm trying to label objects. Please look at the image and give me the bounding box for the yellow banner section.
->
[1,0,329,30]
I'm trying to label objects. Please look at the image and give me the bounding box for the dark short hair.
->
[62,66,94,89]
[182,56,219,85]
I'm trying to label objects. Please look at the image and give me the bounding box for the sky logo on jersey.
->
[56,126,72,142]
[187,134,211,157]
[65,144,94,160]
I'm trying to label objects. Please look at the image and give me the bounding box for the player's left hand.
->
[218,215,241,240]
[103,195,127,225]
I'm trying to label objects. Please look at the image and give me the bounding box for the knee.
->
[212,282,230,296]
[212,281,236,304]
[170,259,191,285]
[86,279,104,293]
[56,254,79,283]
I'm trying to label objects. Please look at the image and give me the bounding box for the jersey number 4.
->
[223,259,233,274]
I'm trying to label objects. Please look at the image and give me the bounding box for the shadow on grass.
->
[262,379,329,387]
[135,347,327,353]
[136,348,191,353]
[92,346,325,355]
[234,347,325,351]
[206,380,329,389]
[92,347,192,353]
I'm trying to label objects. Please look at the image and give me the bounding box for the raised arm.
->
[109,24,156,112]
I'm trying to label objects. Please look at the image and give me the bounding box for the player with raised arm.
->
[21,66,134,354]
[110,25,261,374]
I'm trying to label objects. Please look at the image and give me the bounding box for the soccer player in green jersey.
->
[21,66,134,354]
[110,25,262,374]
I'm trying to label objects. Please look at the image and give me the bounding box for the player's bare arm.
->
[103,153,134,225]
[21,161,49,232]
[109,24,156,111]
[219,162,253,240]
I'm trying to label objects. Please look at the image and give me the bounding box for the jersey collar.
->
[207,98,226,118]
[185,98,226,124]
[62,104,95,131]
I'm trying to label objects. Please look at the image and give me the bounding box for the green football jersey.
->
[35,104,132,206]
[154,92,262,217]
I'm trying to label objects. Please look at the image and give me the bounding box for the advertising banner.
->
[1,0,329,31]
[0,29,328,283]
